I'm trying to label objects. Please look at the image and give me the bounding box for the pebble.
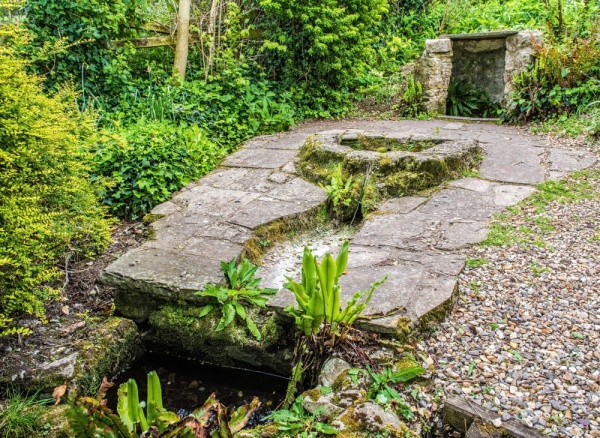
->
[424,158,600,437]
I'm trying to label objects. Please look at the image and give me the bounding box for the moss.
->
[393,354,420,372]
[147,304,294,374]
[237,422,281,437]
[331,369,351,392]
[142,213,164,225]
[395,317,412,341]
[243,204,329,263]
[336,405,418,437]
[303,387,324,402]
[74,317,143,396]
[37,405,71,438]
[114,289,162,323]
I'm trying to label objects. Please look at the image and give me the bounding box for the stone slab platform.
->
[101,120,597,334]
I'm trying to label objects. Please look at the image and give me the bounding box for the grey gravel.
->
[423,138,599,437]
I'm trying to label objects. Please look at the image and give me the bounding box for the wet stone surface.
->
[101,120,597,340]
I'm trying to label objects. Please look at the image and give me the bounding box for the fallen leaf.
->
[96,377,114,400]
[61,305,70,315]
[53,383,67,405]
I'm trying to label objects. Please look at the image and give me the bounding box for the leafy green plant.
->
[195,258,277,340]
[0,388,53,438]
[91,121,224,219]
[396,75,425,118]
[284,241,387,337]
[365,364,425,420]
[266,395,338,437]
[319,165,355,222]
[446,81,500,118]
[67,371,260,437]
[0,25,112,336]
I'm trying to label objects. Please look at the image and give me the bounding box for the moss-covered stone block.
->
[74,317,144,396]
[145,304,294,374]
[298,132,483,213]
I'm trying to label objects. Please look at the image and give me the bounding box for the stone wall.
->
[504,30,543,97]
[414,38,453,114]
[415,31,541,115]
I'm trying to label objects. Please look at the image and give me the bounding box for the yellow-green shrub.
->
[0,26,112,336]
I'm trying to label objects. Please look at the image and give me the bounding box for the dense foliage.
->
[0,26,112,336]
[258,0,389,117]
[91,122,223,219]
[24,0,146,97]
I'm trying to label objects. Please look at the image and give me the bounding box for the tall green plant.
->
[258,0,389,117]
[282,241,387,404]
[284,241,386,336]
[67,371,260,437]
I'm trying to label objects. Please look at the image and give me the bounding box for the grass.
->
[530,109,600,139]
[0,388,53,438]
[465,257,488,268]
[481,170,600,247]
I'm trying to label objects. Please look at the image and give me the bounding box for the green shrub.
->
[24,0,147,99]
[0,25,112,336]
[92,121,225,219]
[258,0,389,117]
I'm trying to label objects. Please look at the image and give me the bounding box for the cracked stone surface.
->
[101,119,597,336]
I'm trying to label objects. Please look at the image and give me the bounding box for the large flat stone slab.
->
[221,148,297,169]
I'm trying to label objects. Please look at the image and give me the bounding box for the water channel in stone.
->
[258,224,358,290]
[106,353,289,418]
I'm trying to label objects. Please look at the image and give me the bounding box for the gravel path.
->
[424,138,600,437]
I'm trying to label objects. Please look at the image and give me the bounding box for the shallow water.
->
[106,352,289,417]
[258,224,357,290]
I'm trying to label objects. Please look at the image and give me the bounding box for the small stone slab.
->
[221,147,297,169]
[263,177,326,204]
[444,396,545,438]
[183,186,262,218]
[198,168,277,193]
[549,148,597,173]
[479,142,546,184]
[378,196,427,214]
[229,198,319,230]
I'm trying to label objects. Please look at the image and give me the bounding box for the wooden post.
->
[173,0,191,82]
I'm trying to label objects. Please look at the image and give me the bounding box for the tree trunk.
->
[173,0,192,82]
[205,0,219,79]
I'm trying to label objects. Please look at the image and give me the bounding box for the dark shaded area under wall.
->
[451,38,507,104]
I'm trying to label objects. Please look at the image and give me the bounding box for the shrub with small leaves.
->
[0,25,112,336]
